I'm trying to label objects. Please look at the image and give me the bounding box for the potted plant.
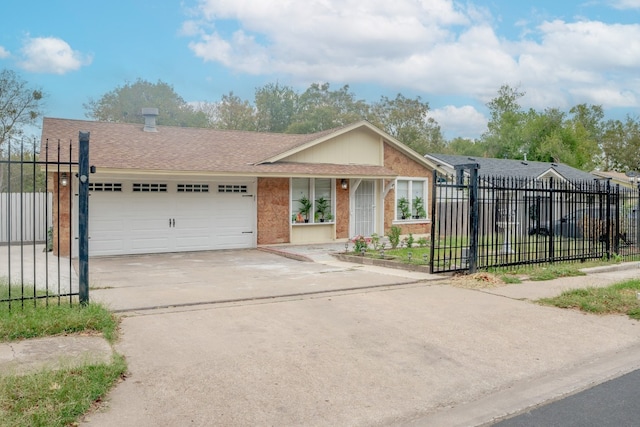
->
[298,196,312,222]
[398,197,411,219]
[315,196,330,222]
[413,196,426,219]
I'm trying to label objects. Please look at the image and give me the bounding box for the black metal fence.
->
[0,136,88,309]
[430,168,640,274]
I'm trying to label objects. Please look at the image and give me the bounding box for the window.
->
[178,184,209,193]
[291,178,334,223]
[218,184,247,193]
[396,178,428,220]
[133,183,167,192]
[89,183,122,192]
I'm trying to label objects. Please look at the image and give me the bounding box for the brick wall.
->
[383,143,432,236]
[335,179,350,239]
[50,173,72,257]
[257,177,290,244]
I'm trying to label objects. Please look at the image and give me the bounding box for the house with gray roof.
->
[424,154,598,182]
[425,154,604,241]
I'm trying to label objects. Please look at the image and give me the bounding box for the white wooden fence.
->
[0,193,52,243]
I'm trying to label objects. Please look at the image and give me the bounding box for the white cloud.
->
[0,46,9,59]
[428,105,487,140]
[18,37,92,74]
[187,0,469,75]
[609,0,640,9]
[514,20,640,108]
[184,0,640,130]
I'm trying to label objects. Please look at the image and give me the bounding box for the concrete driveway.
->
[88,248,436,312]
[82,250,640,426]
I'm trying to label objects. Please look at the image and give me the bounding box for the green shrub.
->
[387,226,402,249]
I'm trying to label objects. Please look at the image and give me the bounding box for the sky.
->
[1,0,640,140]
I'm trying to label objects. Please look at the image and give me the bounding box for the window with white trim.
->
[396,178,428,220]
[291,178,334,223]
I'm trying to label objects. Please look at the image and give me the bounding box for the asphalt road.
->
[492,369,640,427]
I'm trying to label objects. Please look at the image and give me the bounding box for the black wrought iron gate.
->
[1,133,90,309]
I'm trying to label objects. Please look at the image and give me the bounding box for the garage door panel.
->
[130,237,172,252]
[174,237,211,251]
[88,180,255,256]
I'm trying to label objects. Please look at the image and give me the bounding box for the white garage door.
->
[85,180,255,256]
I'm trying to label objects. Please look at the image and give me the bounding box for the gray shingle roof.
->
[425,153,597,182]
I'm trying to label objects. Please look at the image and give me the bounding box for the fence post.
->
[429,169,438,272]
[637,183,640,246]
[605,180,611,260]
[548,177,554,263]
[468,165,479,273]
[78,132,90,305]
[613,183,620,256]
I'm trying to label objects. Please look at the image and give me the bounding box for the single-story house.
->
[424,153,600,238]
[592,170,640,189]
[41,113,436,257]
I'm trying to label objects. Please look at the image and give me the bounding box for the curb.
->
[580,261,640,275]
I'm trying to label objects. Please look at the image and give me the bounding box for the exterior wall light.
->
[60,172,68,187]
[341,179,348,190]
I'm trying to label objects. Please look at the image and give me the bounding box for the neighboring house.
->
[424,153,600,238]
[424,154,598,182]
[592,170,640,189]
[41,113,436,257]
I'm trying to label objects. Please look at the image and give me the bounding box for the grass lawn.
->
[0,283,126,427]
[537,279,640,320]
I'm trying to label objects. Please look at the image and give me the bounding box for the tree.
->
[568,104,604,169]
[287,83,368,133]
[210,92,256,131]
[369,94,444,155]
[254,83,297,133]
[601,116,640,172]
[481,84,526,159]
[0,69,45,192]
[84,79,209,127]
[0,69,44,146]
[0,146,46,192]
[445,137,486,157]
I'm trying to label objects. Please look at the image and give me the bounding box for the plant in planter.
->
[315,196,330,222]
[298,196,312,222]
[413,196,426,219]
[398,197,411,219]
[325,213,334,222]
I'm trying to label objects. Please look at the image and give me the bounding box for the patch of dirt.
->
[449,272,508,289]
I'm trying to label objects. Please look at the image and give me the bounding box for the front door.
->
[353,180,376,237]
